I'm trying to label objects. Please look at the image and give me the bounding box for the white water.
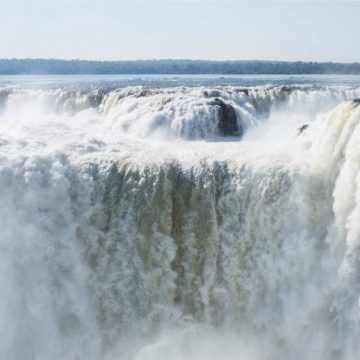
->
[1,81,360,359]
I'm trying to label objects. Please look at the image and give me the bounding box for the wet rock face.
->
[0,89,11,110]
[212,98,243,137]
[88,89,107,107]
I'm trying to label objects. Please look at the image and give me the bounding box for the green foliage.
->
[1,59,360,75]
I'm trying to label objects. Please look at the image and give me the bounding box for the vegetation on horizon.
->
[0,59,360,75]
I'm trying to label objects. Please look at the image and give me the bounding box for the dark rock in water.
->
[212,98,243,137]
[235,88,249,96]
[298,124,309,135]
[137,88,153,98]
[354,98,360,103]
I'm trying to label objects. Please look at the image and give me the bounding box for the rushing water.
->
[1,75,360,360]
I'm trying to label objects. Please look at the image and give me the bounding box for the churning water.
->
[1,75,360,360]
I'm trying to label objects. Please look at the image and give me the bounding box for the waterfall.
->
[1,82,360,359]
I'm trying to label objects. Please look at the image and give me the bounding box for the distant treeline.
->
[1,59,360,75]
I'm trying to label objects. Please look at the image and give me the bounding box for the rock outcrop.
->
[212,98,243,137]
[297,124,309,135]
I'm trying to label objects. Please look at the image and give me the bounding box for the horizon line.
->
[1,58,360,65]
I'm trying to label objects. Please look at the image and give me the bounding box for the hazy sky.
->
[0,1,359,62]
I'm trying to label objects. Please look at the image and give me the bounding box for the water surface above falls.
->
[1,76,360,360]
[2,73,360,89]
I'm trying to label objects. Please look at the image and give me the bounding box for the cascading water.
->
[1,77,360,360]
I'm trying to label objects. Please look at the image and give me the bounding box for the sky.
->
[0,1,359,62]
